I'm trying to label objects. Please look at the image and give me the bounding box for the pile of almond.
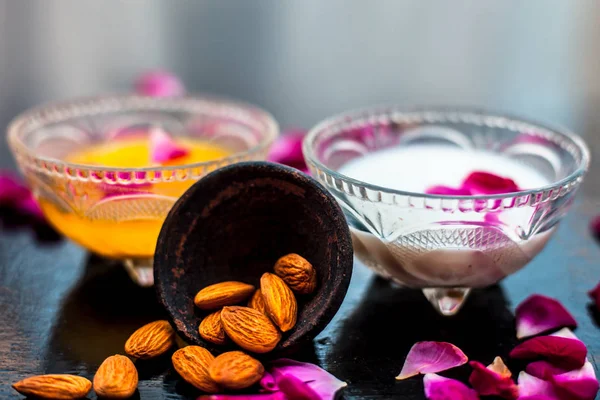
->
[11,253,317,398]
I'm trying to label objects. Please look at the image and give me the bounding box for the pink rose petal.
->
[0,172,30,205]
[149,127,189,164]
[590,216,600,238]
[526,361,569,379]
[423,373,479,400]
[550,361,599,400]
[463,171,520,195]
[135,70,185,97]
[396,341,469,380]
[267,130,308,173]
[588,282,600,312]
[549,327,581,341]
[259,359,347,400]
[468,358,518,399]
[276,374,320,400]
[198,394,286,400]
[509,336,587,370]
[515,294,577,339]
[425,185,473,196]
[517,372,559,399]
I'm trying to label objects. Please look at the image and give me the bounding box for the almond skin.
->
[274,253,317,294]
[93,355,138,399]
[199,310,227,345]
[172,346,220,393]
[247,289,268,315]
[124,320,175,359]
[194,281,255,310]
[209,351,264,390]
[260,272,298,332]
[220,306,281,353]
[12,374,92,400]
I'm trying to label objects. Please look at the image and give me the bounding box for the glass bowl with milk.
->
[302,107,590,315]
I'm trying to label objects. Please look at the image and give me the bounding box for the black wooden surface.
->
[1,196,600,399]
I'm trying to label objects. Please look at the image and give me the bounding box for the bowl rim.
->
[7,93,280,177]
[303,105,591,202]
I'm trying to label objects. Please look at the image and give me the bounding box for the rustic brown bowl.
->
[153,161,353,356]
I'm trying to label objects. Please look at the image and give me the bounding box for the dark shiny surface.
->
[1,195,600,399]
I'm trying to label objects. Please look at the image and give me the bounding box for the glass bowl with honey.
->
[7,94,279,286]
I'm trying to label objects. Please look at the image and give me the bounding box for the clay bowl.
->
[154,161,353,356]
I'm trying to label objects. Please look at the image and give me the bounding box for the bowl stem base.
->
[422,287,471,316]
[124,258,154,287]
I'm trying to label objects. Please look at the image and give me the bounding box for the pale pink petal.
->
[423,373,479,400]
[550,361,599,400]
[260,359,347,400]
[468,358,518,399]
[277,374,320,400]
[396,341,468,380]
[517,372,559,399]
[149,127,189,164]
[135,70,185,97]
[267,130,308,173]
[509,336,587,370]
[515,294,577,339]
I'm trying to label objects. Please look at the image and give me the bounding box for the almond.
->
[12,374,91,399]
[93,355,138,399]
[209,351,264,390]
[260,272,298,332]
[274,253,317,294]
[194,281,255,310]
[247,289,268,315]
[172,346,220,393]
[199,310,227,345]
[124,320,175,359]
[220,306,281,353]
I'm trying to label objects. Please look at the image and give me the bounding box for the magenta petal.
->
[526,361,569,379]
[517,372,559,399]
[260,372,277,392]
[261,359,346,400]
[396,341,468,380]
[509,336,587,370]
[588,281,600,311]
[549,327,581,341]
[515,294,577,339]
[149,127,189,164]
[0,172,30,205]
[468,360,518,399]
[277,374,320,400]
[423,373,479,400]
[16,194,44,220]
[267,130,308,173]
[551,361,599,400]
[463,171,520,195]
[135,70,185,97]
[590,216,600,237]
[198,394,286,400]
[425,185,473,196]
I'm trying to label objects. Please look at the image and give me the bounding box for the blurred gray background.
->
[1,0,599,195]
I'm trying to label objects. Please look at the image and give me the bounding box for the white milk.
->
[337,144,553,288]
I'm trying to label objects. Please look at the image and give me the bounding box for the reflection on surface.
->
[315,265,519,397]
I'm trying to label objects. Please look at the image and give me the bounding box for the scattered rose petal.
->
[423,373,479,400]
[463,171,520,195]
[396,341,469,380]
[515,294,577,339]
[550,361,599,400]
[135,70,185,97]
[525,361,569,379]
[549,327,581,341]
[260,359,347,400]
[517,372,559,398]
[425,185,473,196]
[0,171,45,221]
[149,127,189,164]
[277,374,320,400]
[198,394,286,400]
[588,282,600,312]
[267,130,308,173]
[590,215,600,238]
[468,358,518,399]
[509,336,587,370]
